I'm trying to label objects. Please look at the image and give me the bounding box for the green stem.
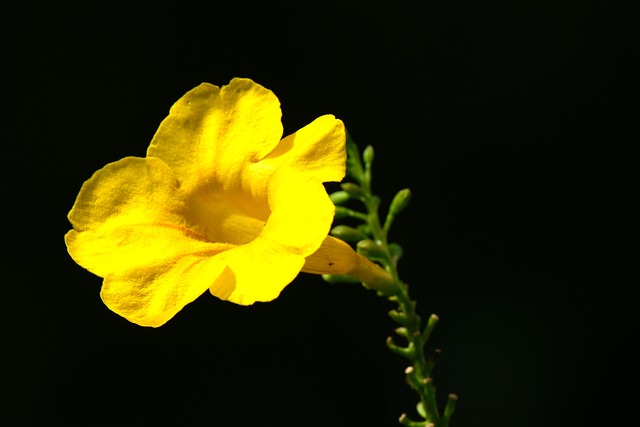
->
[347,142,455,426]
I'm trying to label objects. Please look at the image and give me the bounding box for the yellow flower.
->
[65,78,392,327]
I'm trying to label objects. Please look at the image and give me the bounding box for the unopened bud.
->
[357,224,371,236]
[341,182,365,198]
[416,401,427,418]
[395,327,409,338]
[388,243,403,262]
[322,274,359,284]
[330,225,366,242]
[363,145,374,165]
[388,309,407,325]
[356,239,387,259]
[333,206,352,220]
[345,134,364,181]
[329,190,351,205]
[389,188,412,216]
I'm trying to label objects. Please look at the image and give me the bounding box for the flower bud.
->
[346,133,364,180]
[417,402,427,418]
[395,327,409,338]
[330,225,366,242]
[388,243,403,262]
[322,274,359,284]
[363,145,374,166]
[329,190,351,205]
[389,309,408,325]
[421,314,439,343]
[333,206,352,220]
[357,223,371,236]
[357,239,387,260]
[389,188,412,216]
[341,182,365,198]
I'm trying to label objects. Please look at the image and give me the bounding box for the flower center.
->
[188,187,269,246]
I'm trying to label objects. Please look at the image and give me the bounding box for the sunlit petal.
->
[66,78,349,326]
[147,78,283,193]
[261,114,346,182]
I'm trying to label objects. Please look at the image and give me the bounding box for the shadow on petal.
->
[209,265,237,301]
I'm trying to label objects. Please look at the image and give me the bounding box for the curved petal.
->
[65,223,231,280]
[302,235,360,275]
[65,156,234,326]
[210,236,305,305]
[261,166,335,256]
[185,188,267,247]
[101,254,229,327]
[147,78,283,193]
[67,156,189,235]
[66,78,350,325]
[259,114,346,182]
[205,166,335,305]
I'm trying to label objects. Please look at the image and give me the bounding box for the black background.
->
[4,1,636,426]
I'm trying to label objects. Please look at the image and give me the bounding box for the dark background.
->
[3,1,636,426]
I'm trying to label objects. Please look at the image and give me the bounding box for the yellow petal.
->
[302,235,361,275]
[147,78,283,193]
[100,255,230,327]
[67,156,188,235]
[65,223,231,280]
[260,114,346,182]
[210,236,305,305]
[185,187,269,247]
[65,156,234,326]
[66,78,350,325]
[206,166,335,305]
[261,166,335,256]
[302,236,397,294]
